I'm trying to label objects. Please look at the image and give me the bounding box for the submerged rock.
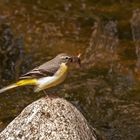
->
[130,9,140,78]
[0,97,97,140]
[0,23,24,83]
[83,20,119,70]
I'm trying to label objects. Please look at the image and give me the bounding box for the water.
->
[0,1,140,140]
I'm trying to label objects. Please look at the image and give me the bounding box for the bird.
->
[0,53,81,94]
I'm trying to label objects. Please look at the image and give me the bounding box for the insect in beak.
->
[72,53,81,67]
[77,53,81,67]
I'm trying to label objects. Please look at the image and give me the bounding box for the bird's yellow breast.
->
[35,63,68,92]
[54,63,68,77]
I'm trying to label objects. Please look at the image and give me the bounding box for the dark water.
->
[0,1,140,140]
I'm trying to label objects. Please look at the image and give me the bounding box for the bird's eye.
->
[65,56,69,59]
[61,56,71,61]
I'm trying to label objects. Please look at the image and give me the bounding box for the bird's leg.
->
[43,90,47,94]
[43,90,48,98]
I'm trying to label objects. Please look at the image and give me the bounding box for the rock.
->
[130,9,140,43]
[0,23,25,83]
[0,97,97,140]
[83,21,119,69]
[130,9,140,75]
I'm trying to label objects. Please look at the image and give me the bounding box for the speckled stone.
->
[0,97,97,140]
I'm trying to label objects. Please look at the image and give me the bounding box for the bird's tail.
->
[0,79,37,94]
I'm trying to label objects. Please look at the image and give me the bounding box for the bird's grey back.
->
[20,53,68,79]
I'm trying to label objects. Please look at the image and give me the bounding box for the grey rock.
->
[0,97,97,140]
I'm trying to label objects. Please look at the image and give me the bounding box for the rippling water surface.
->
[0,1,140,140]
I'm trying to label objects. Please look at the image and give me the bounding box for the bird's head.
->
[55,53,81,66]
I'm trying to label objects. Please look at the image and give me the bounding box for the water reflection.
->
[0,1,140,140]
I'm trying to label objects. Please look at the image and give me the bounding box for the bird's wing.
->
[20,69,52,79]
[20,60,60,79]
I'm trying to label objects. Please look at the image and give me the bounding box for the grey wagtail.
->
[0,53,81,93]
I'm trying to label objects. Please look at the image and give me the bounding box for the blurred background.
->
[0,0,140,140]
